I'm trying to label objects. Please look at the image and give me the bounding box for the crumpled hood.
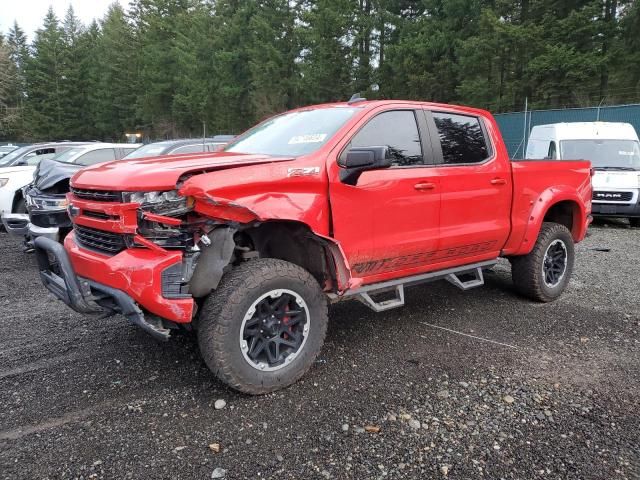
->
[70,152,294,191]
[33,158,83,191]
[0,165,36,176]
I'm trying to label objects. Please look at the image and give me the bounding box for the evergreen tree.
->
[3,0,640,141]
[298,0,355,104]
[25,7,65,140]
[207,0,255,133]
[59,5,90,138]
[7,21,29,105]
[0,40,23,137]
[171,1,216,134]
[129,0,194,137]
[90,4,139,139]
[247,0,300,120]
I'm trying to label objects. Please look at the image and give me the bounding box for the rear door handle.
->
[490,178,507,185]
[414,182,436,191]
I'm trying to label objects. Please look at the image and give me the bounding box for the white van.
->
[526,122,640,227]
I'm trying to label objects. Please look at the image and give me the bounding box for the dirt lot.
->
[0,222,638,480]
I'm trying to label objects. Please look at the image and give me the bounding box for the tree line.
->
[0,0,638,142]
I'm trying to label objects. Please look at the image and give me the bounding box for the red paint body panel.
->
[71,152,295,191]
[62,100,592,324]
[502,160,592,255]
[180,160,331,234]
[64,232,193,322]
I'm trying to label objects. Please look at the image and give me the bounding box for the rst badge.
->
[287,166,320,177]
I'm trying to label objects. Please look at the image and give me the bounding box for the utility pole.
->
[596,97,606,121]
[522,97,528,157]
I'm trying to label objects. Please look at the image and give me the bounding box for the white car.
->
[0,144,19,158]
[526,122,640,227]
[0,143,90,222]
[2,142,140,241]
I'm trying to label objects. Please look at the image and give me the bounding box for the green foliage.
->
[1,0,639,141]
[24,7,65,140]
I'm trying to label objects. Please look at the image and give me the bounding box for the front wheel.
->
[197,258,328,394]
[511,222,575,302]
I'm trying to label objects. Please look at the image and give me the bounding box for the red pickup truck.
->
[35,100,592,394]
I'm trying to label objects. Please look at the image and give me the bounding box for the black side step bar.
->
[330,259,497,312]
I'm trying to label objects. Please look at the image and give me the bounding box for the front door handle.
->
[490,178,507,185]
[414,182,436,191]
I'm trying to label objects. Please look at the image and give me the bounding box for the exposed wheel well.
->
[238,221,337,291]
[543,201,579,238]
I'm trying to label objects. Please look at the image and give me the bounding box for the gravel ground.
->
[0,221,638,479]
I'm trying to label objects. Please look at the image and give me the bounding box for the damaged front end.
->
[116,189,241,301]
[20,158,82,245]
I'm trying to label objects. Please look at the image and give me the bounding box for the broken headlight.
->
[123,190,194,216]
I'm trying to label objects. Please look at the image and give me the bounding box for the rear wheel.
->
[511,222,575,302]
[197,258,328,394]
[629,218,640,228]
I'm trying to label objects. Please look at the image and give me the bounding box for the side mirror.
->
[339,146,392,185]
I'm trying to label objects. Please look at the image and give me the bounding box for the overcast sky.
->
[0,0,129,40]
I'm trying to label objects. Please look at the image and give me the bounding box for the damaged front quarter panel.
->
[178,162,331,234]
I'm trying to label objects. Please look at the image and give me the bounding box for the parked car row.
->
[0,137,233,250]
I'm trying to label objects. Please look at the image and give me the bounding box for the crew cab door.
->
[424,110,511,265]
[328,108,441,281]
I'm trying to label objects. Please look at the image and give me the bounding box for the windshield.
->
[51,147,87,164]
[0,145,32,167]
[560,139,640,170]
[123,143,168,159]
[225,107,357,157]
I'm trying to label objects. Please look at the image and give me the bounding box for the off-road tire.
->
[511,222,575,302]
[629,218,640,228]
[197,258,328,395]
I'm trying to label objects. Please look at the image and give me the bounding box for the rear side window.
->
[432,112,490,164]
[172,144,206,154]
[24,148,56,165]
[122,147,139,157]
[77,148,117,166]
[349,110,423,167]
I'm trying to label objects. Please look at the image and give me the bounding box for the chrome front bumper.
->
[1,213,59,242]
[1,213,30,235]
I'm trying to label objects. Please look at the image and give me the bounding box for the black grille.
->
[593,191,633,202]
[75,225,127,255]
[71,187,122,202]
[83,210,112,220]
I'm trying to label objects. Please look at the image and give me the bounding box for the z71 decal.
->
[353,241,498,275]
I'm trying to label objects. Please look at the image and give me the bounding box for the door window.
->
[24,148,56,165]
[172,144,206,154]
[432,112,490,164]
[347,110,423,167]
[76,149,117,166]
[547,141,557,159]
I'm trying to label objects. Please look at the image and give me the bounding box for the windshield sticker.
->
[288,134,327,145]
[618,151,634,156]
